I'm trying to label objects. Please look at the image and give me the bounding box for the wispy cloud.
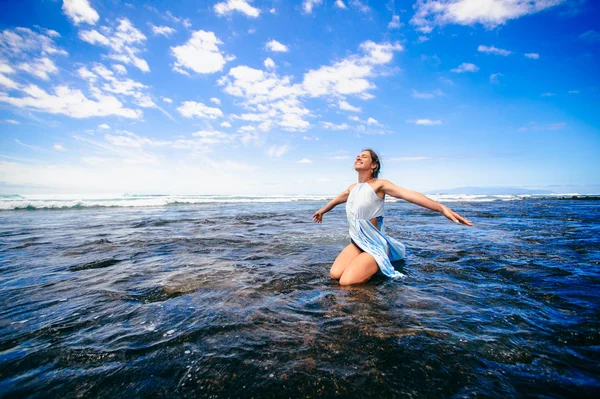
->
[478,45,512,56]
[451,63,479,73]
[407,119,442,125]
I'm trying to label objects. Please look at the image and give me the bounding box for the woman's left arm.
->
[381,180,473,226]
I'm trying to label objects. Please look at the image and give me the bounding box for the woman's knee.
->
[329,265,343,279]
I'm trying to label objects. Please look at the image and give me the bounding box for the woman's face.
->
[354,151,374,173]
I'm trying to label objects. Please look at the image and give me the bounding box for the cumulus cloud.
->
[218,66,310,131]
[210,97,221,105]
[303,41,403,98]
[351,0,371,13]
[367,117,381,125]
[16,57,58,80]
[410,0,565,32]
[412,89,443,99]
[339,100,361,112]
[490,73,503,84]
[177,100,223,119]
[79,19,150,72]
[151,25,176,36]
[171,30,235,75]
[54,143,67,151]
[579,30,600,42]
[478,45,512,56]
[264,57,275,69]
[0,27,68,58]
[78,63,155,108]
[267,144,289,158]
[98,123,110,129]
[335,0,348,9]
[0,84,142,119]
[407,119,442,125]
[297,158,312,164]
[302,0,323,14]
[162,97,173,103]
[221,121,232,127]
[265,40,288,52]
[112,64,127,74]
[214,0,261,18]
[322,122,350,130]
[62,0,99,25]
[388,15,402,29]
[451,62,479,73]
[524,53,539,59]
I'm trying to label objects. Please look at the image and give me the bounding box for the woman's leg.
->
[330,243,362,279]
[339,253,379,286]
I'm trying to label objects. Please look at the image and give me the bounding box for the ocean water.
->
[1,195,599,398]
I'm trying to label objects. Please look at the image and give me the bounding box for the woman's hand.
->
[313,210,324,223]
[441,206,473,226]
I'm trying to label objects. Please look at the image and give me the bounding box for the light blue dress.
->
[346,182,406,279]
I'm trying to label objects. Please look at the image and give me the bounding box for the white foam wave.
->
[1,193,597,211]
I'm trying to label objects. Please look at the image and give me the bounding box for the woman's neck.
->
[357,171,374,183]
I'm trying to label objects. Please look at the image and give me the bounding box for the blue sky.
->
[0,0,599,195]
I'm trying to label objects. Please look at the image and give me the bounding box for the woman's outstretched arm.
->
[381,180,473,226]
[313,184,356,223]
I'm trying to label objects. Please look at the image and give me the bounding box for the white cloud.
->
[5,119,20,124]
[335,0,347,9]
[171,30,234,75]
[79,19,150,72]
[579,30,600,42]
[451,62,479,73]
[303,41,403,98]
[166,11,192,29]
[524,53,540,59]
[410,0,565,32]
[214,0,260,18]
[297,158,312,164]
[351,0,371,13]
[348,115,360,122]
[439,77,454,85]
[98,123,110,129]
[0,27,68,58]
[17,57,58,80]
[221,121,232,127]
[408,119,442,125]
[568,90,579,94]
[478,45,512,56]
[162,97,173,103]
[490,73,503,84]
[412,89,443,99]
[264,57,275,69]
[0,74,20,89]
[302,0,323,14]
[54,143,67,151]
[191,130,232,145]
[152,25,176,36]
[322,122,350,130]
[265,40,288,52]
[519,122,566,131]
[339,100,361,112]
[218,66,310,131]
[267,144,289,158]
[78,64,155,108]
[367,117,381,125]
[112,64,127,74]
[210,97,221,105]
[330,155,349,159]
[388,15,402,29]
[178,100,223,119]
[0,84,142,119]
[540,92,555,97]
[269,8,276,14]
[62,0,99,26]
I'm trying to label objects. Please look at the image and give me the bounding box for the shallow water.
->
[1,199,599,398]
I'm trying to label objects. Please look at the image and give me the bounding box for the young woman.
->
[313,148,473,286]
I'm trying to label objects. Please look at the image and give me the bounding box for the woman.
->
[313,148,473,286]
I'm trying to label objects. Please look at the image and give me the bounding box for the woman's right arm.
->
[313,184,355,223]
